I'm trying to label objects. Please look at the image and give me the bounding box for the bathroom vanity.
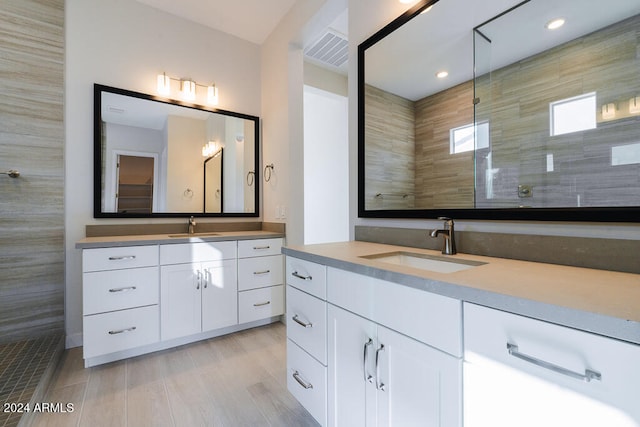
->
[77,231,284,367]
[283,241,640,426]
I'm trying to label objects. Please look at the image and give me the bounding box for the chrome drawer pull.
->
[253,301,271,307]
[253,245,270,250]
[363,338,373,383]
[108,286,137,293]
[291,271,312,281]
[253,270,271,275]
[108,255,136,261]
[108,326,137,335]
[292,370,313,389]
[375,344,386,391]
[507,343,602,382]
[292,314,312,328]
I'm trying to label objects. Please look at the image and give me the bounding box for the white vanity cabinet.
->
[237,238,284,323]
[160,241,238,341]
[285,257,328,426]
[464,303,640,427]
[82,245,160,360]
[327,268,462,427]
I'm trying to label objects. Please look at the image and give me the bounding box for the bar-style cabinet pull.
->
[292,314,313,328]
[108,286,137,293]
[253,270,271,275]
[292,370,313,389]
[253,245,271,250]
[363,338,374,383]
[253,301,271,307]
[375,344,386,391]
[108,255,136,261]
[108,326,137,335]
[291,271,312,281]
[507,343,602,382]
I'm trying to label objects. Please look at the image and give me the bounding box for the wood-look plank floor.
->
[29,323,319,427]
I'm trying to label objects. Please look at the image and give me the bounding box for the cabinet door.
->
[376,325,461,427]
[327,305,377,427]
[160,263,201,341]
[201,259,238,332]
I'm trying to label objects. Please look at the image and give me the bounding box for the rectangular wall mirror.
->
[359,0,640,221]
[94,84,259,218]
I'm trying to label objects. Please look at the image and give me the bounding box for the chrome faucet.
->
[430,217,457,255]
[188,216,197,234]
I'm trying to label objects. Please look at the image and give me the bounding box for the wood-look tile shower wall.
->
[364,14,640,210]
[0,0,65,343]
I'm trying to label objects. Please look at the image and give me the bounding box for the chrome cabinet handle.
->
[292,271,312,281]
[507,343,602,382]
[204,269,209,289]
[108,326,137,335]
[196,270,201,290]
[253,301,271,307]
[292,370,313,389]
[253,270,271,275]
[375,344,386,391]
[292,314,312,328]
[108,255,136,261]
[253,245,270,250]
[108,286,137,293]
[363,338,373,383]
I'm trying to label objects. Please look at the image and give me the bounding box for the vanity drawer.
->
[287,339,327,426]
[238,285,284,324]
[464,303,640,405]
[83,245,159,272]
[327,267,462,357]
[83,305,159,359]
[83,267,159,315]
[238,238,283,258]
[238,255,283,291]
[286,257,327,300]
[286,285,327,365]
[160,241,236,265]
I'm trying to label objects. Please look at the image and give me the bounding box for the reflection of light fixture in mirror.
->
[629,96,640,114]
[436,70,449,79]
[545,18,565,30]
[202,140,225,158]
[157,73,170,95]
[207,84,219,106]
[181,79,196,101]
[601,103,616,120]
[420,5,433,14]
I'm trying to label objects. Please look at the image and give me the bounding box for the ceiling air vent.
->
[304,29,348,69]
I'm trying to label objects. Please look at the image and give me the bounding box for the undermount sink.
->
[168,232,221,238]
[361,251,486,274]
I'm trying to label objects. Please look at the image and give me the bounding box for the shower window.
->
[549,93,597,137]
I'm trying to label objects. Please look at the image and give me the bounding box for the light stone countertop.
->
[282,241,640,345]
[75,230,284,249]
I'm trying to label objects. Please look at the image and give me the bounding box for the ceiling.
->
[134,0,298,44]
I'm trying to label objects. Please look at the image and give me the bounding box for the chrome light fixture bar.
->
[156,72,219,106]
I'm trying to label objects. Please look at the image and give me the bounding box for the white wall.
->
[65,0,262,347]
[303,85,349,244]
[347,0,640,241]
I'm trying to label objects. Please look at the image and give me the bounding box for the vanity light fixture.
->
[156,72,219,105]
[420,5,433,14]
[629,96,640,114]
[545,18,565,30]
[601,103,616,120]
[436,70,449,79]
[202,140,224,158]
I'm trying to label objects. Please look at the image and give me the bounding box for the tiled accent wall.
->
[364,84,416,210]
[0,0,65,343]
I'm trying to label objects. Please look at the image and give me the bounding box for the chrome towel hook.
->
[1,169,20,178]
[264,163,274,182]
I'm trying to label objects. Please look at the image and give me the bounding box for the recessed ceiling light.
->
[546,18,565,30]
[436,70,449,79]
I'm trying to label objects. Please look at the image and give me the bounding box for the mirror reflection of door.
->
[116,154,154,214]
[204,152,223,213]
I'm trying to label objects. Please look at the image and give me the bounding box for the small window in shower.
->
[550,92,596,136]
[450,121,489,154]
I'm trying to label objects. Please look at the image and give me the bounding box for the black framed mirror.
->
[94,84,259,218]
[358,0,640,221]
